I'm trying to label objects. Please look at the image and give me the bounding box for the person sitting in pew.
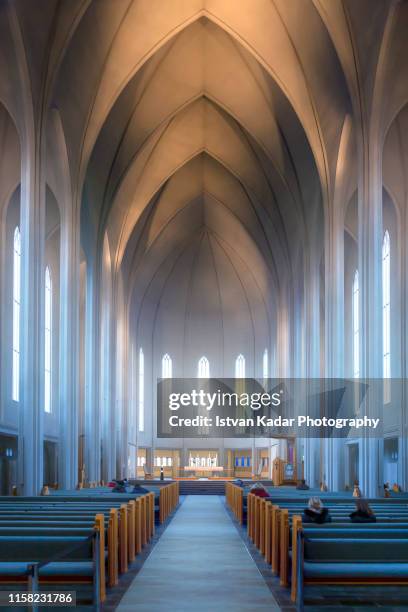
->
[250,482,269,498]
[296,479,310,490]
[349,499,376,523]
[302,497,332,524]
[384,481,391,498]
[131,483,150,494]
[112,478,129,492]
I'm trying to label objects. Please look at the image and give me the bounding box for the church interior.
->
[1,1,408,609]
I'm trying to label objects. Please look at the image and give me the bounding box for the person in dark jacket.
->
[302,497,332,524]
[131,483,150,494]
[349,498,376,523]
[112,478,129,493]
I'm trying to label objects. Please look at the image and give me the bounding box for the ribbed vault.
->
[74,9,331,371]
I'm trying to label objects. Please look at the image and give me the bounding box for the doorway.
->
[384,437,398,486]
[43,440,58,487]
[0,434,18,495]
[348,443,359,487]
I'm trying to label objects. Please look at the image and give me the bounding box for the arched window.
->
[235,354,246,415]
[138,348,144,432]
[235,354,245,378]
[44,266,52,413]
[263,349,268,381]
[383,230,391,402]
[162,353,172,379]
[12,227,21,402]
[197,356,210,378]
[352,270,359,378]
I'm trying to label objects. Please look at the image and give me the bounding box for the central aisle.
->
[117,495,280,611]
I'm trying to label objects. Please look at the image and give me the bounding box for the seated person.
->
[352,483,362,497]
[234,479,244,488]
[112,478,129,493]
[131,483,150,494]
[302,497,332,524]
[296,478,310,490]
[349,498,376,523]
[250,482,269,498]
[384,482,391,498]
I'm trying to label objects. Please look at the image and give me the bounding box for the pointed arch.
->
[138,348,145,431]
[352,269,359,379]
[382,230,391,401]
[12,226,21,402]
[197,356,210,378]
[44,265,53,413]
[235,354,245,379]
[162,353,172,379]
[263,348,268,380]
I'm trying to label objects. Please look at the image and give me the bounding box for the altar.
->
[183,465,224,478]
[186,450,220,476]
[183,465,224,476]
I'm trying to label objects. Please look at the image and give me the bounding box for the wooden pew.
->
[0,529,103,607]
[248,499,408,584]
[270,504,408,599]
[0,493,155,590]
[0,505,118,590]
[292,516,408,608]
[0,487,170,599]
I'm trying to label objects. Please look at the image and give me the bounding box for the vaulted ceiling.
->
[79,12,327,297]
[1,0,408,342]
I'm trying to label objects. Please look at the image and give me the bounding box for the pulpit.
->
[272,458,297,485]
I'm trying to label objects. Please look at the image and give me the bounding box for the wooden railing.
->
[159,482,179,523]
[225,482,243,524]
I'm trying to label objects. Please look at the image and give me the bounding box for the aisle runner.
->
[117,495,280,611]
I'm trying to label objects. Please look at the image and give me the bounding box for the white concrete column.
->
[402,190,408,491]
[304,256,321,488]
[324,201,345,491]
[84,256,101,483]
[19,139,45,495]
[58,202,80,488]
[359,134,383,497]
[114,274,127,479]
[100,244,115,482]
[277,285,291,378]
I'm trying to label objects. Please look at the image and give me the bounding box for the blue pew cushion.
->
[0,562,93,577]
[304,538,408,562]
[304,562,408,580]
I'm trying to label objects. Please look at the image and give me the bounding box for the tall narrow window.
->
[197,356,210,378]
[12,227,21,401]
[235,354,245,379]
[383,230,391,402]
[162,353,172,379]
[138,348,144,432]
[263,349,268,381]
[352,270,359,378]
[44,266,52,413]
[235,354,246,430]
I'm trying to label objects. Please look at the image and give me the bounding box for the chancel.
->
[0,1,408,610]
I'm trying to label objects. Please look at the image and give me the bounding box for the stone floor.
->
[116,495,281,611]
